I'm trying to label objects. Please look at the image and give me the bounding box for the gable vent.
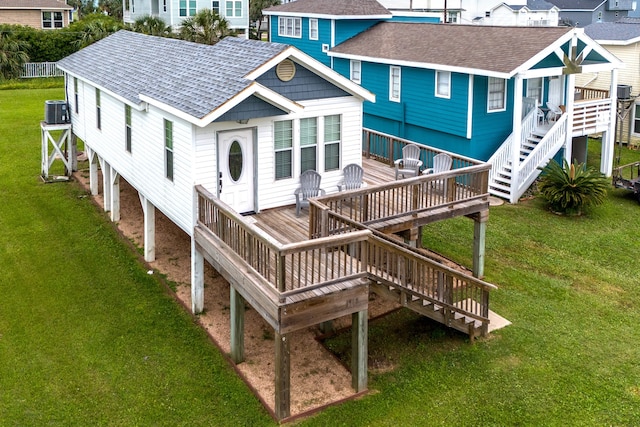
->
[276,59,296,82]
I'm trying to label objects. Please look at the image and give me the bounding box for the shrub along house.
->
[266,0,622,203]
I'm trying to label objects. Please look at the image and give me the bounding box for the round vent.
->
[276,59,296,82]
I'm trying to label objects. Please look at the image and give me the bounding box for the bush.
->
[538,159,609,215]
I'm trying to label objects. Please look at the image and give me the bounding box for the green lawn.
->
[2,83,640,426]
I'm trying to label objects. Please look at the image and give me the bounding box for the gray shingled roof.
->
[264,0,391,17]
[543,0,605,10]
[57,31,290,120]
[0,0,72,9]
[527,0,559,10]
[330,23,572,75]
[584,20,640,41]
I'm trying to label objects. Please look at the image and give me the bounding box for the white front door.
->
[218,129,254,214]
[548,76,564,107]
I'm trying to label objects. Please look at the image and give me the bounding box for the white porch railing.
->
[572,98,612,136]
[21,62,63,78]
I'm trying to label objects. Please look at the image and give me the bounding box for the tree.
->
[67,0,97,19]
[99,0,123,21]
[249,0,280,40]
[131,15,172,37]
[0,31,29,80]
[71,14,124,48]
[179,9,233,45]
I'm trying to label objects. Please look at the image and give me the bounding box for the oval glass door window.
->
[228,140,243,182]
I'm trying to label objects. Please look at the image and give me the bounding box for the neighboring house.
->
[475,0,560,26]
[578,18,640,140]
[0,0,73,29]
[544,0,633,27]
[266,0,621,202]
[123,0,250,37]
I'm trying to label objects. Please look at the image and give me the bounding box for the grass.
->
[2,78,640,425]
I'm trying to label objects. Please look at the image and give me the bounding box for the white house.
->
[56,30,374,310]
[122,0,250,37]
[478,0,560,26]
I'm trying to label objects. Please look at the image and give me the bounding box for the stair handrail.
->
[487,133,513,188]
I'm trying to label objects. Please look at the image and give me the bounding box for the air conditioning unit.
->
[44,100,69,124]
[617,85,632,100]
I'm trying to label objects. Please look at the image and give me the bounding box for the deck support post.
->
[110,170,120,222]
[101,160,111,213]
[87,147,98,196]
[191,240,204,314]
[351,309,368,392]
[275,331,291,421]
[472,210,488,279]
[139,195,156,262]
[230,287,245,363]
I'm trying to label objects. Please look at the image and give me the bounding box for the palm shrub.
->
[0,31,29,80]
[179,9,233,45]
[538,159,609,215]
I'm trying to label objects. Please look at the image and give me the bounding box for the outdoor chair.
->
[294,170,325,217]
[394,144,423,179]
[546,102,563,123]
[422,153,453,175]
[337,163,364,191]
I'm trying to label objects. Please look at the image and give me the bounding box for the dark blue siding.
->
[256,63,349,101]
[214,95,286,122]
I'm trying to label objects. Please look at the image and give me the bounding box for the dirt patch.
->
[73,166,400,419]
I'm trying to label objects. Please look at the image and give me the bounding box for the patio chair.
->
[337,163,364,191]
[546,102,563,123]
[394,144,423,179]
[422,153,453,175]
[294,170,325,217]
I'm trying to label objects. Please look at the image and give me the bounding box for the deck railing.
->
[575,86,610,100]
[362,128,480,171]
[572,98,612,136]
[196,185,370,301]
[21,62,63,78]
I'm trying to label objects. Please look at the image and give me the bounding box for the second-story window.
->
[226,1,242,17]
[164,119,174,181]
[309,19,318,40]
[95,88,101,130]
[73,77,79,114]
[42,11,63,29]
[435,70,451,98]
[389,66,401,102]
[278,17,301,38]
[125,105,132,153]
[488,77,507,112]
[180,0,196,16]
[350,60,361,84]
[212,0,219,13]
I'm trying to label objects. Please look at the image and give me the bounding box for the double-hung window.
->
[324,115,341,171]
[95,89,101,130]
[300,118,317,172]
[278,17,301,38]
[309,19,318,40]
[42,11,63,29]
[212,0,219,13]
[350,60,361,84]
[226,1,242,17]
[435,71,451,98]
[487,77,506,112]
[274,120,293,179]
[73,78,79,114]
[164,119,174,181]
[526,77,543,105]
[125,105,132,153]
[180,0,196,16]
[389,66,401,102]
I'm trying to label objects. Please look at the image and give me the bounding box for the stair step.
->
[489,182,512,193]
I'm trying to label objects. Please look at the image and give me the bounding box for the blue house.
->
[265,0,621,203]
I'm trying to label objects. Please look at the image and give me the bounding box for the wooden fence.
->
[21,62,63,79]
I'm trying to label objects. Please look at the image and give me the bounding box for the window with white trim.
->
[389,66,401,102]
[487,77,506,112]
[278,17,301,38]
[324,115,341,171]
[95,89,101,130]
[300,117,317,172]
[350,60,361,84]
[226,1,242,17]
[163,0,168,12]
[212,0,219,13]
[73,77,79,114]
[309,18,318,40]
[125,105,132,153]
[633,104,640,134]
[526,77,543,105]
[274,120,293,179]
[164,119,174,181]
[179,0,196,17]
[42,11,63,29]
[435,71,451,98]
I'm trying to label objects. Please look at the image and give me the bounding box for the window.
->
[165,119,174,181]
[435,71,451,98]
[389,66,401,102]
[73,78,79,114]
[447,12,458,23]
[324,115,341,171]
[95,89,101,130]
[350,60,361,84]
[212,0,219,13]
[597,11,602,20]
[485,11,491,17]
[226,1,242,17]
[180,0,196,16]
[42,11,63,29]
[527,77,543,105]
[309,18,318,40]
[487,77,506,112]
[633,104,640,134]
[300,118,317,172]
[274,120,293,179]
[163,0,168,12]
[278,17,302,38]
[125,105,132,153]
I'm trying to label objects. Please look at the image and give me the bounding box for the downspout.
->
[511,74,523,203]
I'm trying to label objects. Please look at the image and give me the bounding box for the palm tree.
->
[0,32,29,80]
[73,14,124,48]
[179,9,233,45]
[131,15,172,37]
